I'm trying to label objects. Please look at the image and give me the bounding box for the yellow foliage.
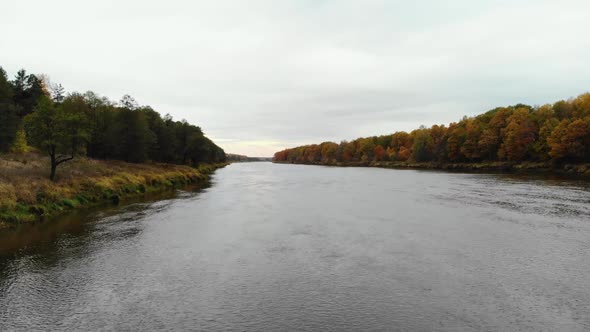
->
[9,128,30,153]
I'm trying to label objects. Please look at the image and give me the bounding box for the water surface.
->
[1,163,589,331]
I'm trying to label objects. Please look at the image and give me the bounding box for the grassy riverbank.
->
[0,153,226,227]
[274,160,590,175]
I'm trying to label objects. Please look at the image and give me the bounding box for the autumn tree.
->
[531,105,558,160]
[374,135,392,150]
[478,107,512,160]
[571,93,590,119]
[548,118,590,161]
[320,142,338,164]
[498,108,537,161]
[446,122,466,162]
[429,124,447,162]
[390,132,412,161]
[341,141,355,162]
[460,119,483,160]
[357,138,375,162]
[10,128,29,153]
[374,145,386,161]
[398,146,411,161]
[273,92,590,167]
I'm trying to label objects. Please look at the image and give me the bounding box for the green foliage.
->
[25,96,89,157]
[412,127,434,162]
[0,67,20,151]
[24,96,90,180]
[1,64,225,180]
[0,67,12,101]
[107,107,154,163]
[0,104,20,151]
[11,69,46,117]
[78,91,225,165]
[61,199,79,208]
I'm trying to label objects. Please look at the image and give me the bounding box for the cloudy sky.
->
[2,0,589,156]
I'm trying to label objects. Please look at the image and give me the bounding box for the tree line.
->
[274,93,590,165]
[0,66,225,180]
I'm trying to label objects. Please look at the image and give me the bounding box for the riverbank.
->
[0,153,227,227]
[273,160,590,176]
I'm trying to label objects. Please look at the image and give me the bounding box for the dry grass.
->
[0,152,225,226]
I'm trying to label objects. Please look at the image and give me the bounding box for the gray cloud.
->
[1,0,589,156]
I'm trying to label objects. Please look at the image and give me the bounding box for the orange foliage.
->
[272,92,590,165]
[374,145,386,161]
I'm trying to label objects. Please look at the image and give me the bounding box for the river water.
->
[1,163,589,331]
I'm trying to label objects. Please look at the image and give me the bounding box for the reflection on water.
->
[1,163,589,331]
[0,187,192,254]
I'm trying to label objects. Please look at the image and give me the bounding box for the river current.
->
[1,163,589,331]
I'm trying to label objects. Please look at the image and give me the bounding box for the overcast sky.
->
[2,0,589,156]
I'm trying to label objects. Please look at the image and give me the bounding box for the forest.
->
[0,66,225,180]
[274,93,590,167]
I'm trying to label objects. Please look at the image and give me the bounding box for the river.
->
[1,163,589,331]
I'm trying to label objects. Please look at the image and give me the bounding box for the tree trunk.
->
[50,156,57,181]
[48,147,74,181]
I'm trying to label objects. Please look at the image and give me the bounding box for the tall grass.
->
[0,153,226,226]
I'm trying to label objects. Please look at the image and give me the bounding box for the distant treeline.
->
[226,154,250,162]
[0,66,225,179]
[226,154,272,162]
[274,93,590,165]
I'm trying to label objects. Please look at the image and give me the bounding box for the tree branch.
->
[55,155,74,165]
